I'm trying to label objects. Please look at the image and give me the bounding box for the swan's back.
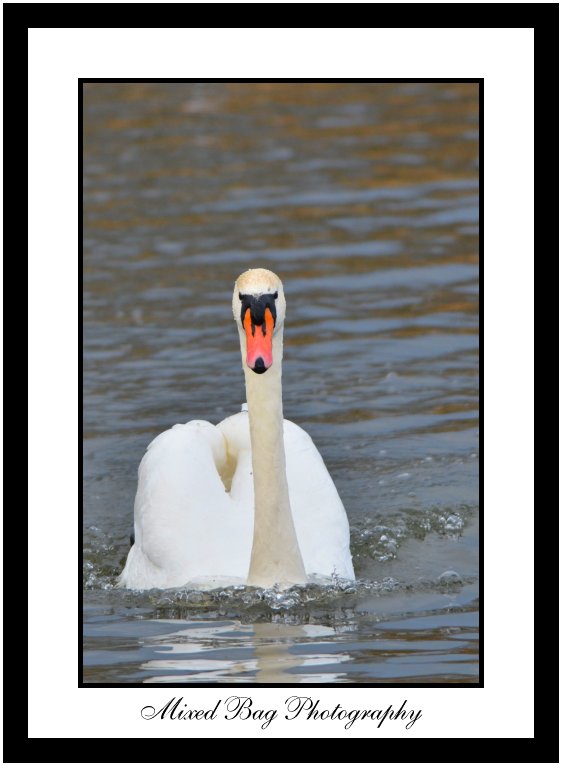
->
[119,412,353,589]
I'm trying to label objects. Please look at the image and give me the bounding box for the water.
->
[83,82,479,684]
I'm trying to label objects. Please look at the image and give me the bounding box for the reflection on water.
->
[83,82,479,683]
[141,622,342,684]
[84,580,478,684]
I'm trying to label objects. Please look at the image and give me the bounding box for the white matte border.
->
[28,28,533,739]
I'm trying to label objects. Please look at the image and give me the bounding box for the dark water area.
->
[83,82,479,683]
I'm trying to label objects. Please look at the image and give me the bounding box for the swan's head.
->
[233,268,286,374]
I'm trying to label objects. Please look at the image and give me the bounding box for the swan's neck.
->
[242,330,306,587]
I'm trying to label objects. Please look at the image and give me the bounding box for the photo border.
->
[22,24,548,753]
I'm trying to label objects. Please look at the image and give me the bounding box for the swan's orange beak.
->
[244,307,274,374]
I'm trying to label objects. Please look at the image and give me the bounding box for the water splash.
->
[83,505,477,613]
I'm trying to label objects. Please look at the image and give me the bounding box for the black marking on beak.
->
[239,292,277,331]
[252,357,267,373]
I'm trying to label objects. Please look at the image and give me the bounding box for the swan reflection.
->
[140,619,353,683]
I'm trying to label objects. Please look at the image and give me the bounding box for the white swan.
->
[119,268,354,590]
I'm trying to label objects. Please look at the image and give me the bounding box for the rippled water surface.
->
[83,82,479,684]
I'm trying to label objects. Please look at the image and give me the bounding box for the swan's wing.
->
[216,411,254,507]
[119,420,252,589]
[283,420,355,580]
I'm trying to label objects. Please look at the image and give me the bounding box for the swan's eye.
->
[273,291,278,299]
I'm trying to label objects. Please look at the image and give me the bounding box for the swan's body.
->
[119,268,354,590]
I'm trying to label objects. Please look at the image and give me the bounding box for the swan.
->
[118,268,354,590]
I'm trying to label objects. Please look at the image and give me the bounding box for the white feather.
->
[119,412,354,589]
